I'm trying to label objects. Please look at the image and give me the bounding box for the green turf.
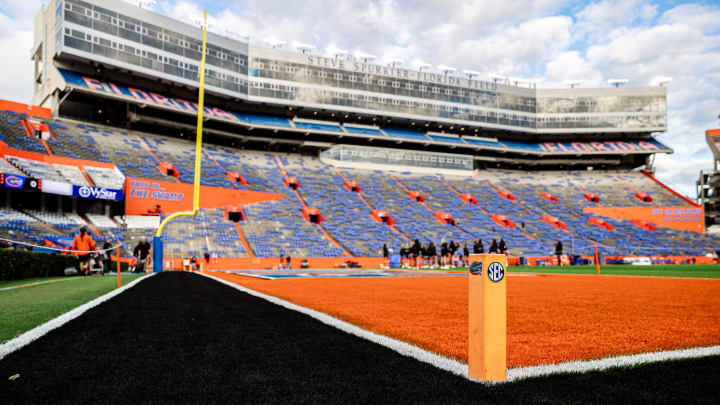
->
[511,264,720,278]
[390,264,720,279]
[0,274,144,343]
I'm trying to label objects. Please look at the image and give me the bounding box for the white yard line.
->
[0,278,76,292]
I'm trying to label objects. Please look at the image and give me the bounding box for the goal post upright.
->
[153,10,209,273]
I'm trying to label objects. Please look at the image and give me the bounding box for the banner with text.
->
[124,178,284,215]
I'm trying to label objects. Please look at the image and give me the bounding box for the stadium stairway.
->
[274,154,353,257]
[234,153,345,258]
[283,154,408,256]
[333,166,410,244]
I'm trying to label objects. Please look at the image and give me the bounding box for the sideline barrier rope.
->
[0,237,122,254]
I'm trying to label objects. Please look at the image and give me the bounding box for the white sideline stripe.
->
[0,274,154,361]
[508,345,720,381]
[203,272,720,384]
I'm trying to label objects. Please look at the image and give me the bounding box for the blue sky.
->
[0,0,718,197]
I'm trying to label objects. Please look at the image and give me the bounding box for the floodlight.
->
[651,76,672,87]
[607,78,629,87]
[263,37,286,49]
[385,57,404,67]
[462,69,482,80]
[563,80,583,88]
[355,51,377,62]
[412,60,431,72]
[327,46,348,59]
[437,64,456,75]
[488,73,506,83]
[292,41,316,53]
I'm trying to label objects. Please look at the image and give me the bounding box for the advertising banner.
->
[72,185,124,201]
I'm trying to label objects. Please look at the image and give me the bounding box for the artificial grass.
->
[0,274,144,343]
[1,272,718,403]
[400,264,720,278]
[513,264,720,278]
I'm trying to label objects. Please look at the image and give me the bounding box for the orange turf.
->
[210,272,720,368]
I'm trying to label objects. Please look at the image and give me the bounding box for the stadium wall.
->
[0,99,51,119]
[164,256,385,270]
[0,144,117,170]
[583,206,705,233]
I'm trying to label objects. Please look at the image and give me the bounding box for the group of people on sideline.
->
[383,237,508,269]
[70,227,151,275]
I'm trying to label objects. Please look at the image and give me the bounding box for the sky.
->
[0,0,718,198]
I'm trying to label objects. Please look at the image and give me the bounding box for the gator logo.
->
[4,175,25,189]
[469,261,482,276]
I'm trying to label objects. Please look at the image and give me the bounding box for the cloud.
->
[575,0,658,41]
[0,3,42,103]
[659,3,720,33]
[0,0,717,198]
[0,28,33,103]
[544,51,604,87]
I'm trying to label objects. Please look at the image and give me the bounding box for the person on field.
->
[448,240,457,266]
[555,240,563,266]
[473,239,484,254]
[72,227,96,276]
[102,238,113,274]
[440,239,449,267]
[133,236,151,273]
[382,243,389,268]
[463,243,470,266]
[411,239,421,268]
[427,241,437,268]
[498,238,507,254]
[489,238,498,254]
[286,255,292,269]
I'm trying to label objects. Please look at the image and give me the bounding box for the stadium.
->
[1,0,719,402]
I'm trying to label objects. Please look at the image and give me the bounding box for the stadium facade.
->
[32,0,670,169]
[0,0,712,267]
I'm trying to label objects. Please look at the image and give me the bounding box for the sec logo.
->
[487,262,505,282]
[469,261,482,275]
